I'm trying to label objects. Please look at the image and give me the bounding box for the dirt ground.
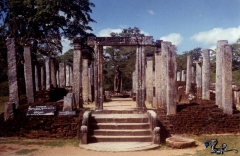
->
[0,142,206,156]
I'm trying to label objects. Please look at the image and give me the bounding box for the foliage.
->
[103,27,154,91]
[15,149,38,155]
[57,49,74,65]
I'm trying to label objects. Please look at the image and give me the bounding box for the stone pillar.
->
[50,59,57,88]
[181,70,186,81]
[24,46,34,103]
[35,65,40,91]
[191,67,195,83]
[59,62,66,88]
[45,57,51,90]
[88,62,94,102]
[132,70,136,93]
[136,45,146,110]
[82,49,90,104]
[161,41,172,108]
[186,55,192,94]
[66,65,70,86]
[94,44,103,110]
[6,38,19,107]
[56,70,59,87]
[146,54,153,104]
[202,49,210,100]
[216,40,228,108]
[4,102,15,121]
[88,67,92,102]
[154,40,162,108]
[73,38,83,108]
[41,67,45,90]
[222,44,232,115]
[177,72,181,81]
[167,44,177,115]
[69,66,73,86]
[196,61,202,100]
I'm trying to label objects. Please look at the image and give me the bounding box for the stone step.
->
[90,123,150,129]
[92,110,145,114]
[90,114,149,123]
[89,129,151,136]
[88,135,152,143]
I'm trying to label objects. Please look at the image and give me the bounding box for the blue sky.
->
[62,0,240,54]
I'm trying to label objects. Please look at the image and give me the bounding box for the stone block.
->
[4,102,15,121]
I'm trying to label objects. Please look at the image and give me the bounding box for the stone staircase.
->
[87,110,153,143]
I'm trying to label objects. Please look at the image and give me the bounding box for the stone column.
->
[41,67,45,90]
[136,45,146,110]
[167,44,177,115]
[24,46,34,103]
[222,44,232,115]
[94,44,103,110]
[82,49,90,104]
[6,38,19,107]
[69,66,73,86]
[202,49,210,100]
[154,40,162,108]
[161,41,172,108]
[132,70,136,93]
[181,70,186,81]
[35,65,40,91]
[216,40,228,108]
[59,62,66,88]
[56,70,59,87]
[186,55,192,94]
[73,38,83,108]
[45,57,51,90]
[177,72,181,81]
[195,60,202,100]
[191,67,195,83]
[66,65,70,86]
[146,54,153,104]
[50,59,57,88]
[88,62,94,102]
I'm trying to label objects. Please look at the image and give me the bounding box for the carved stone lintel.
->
[153,127,161,144]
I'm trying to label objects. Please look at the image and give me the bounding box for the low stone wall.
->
[156,101,240,138]
[0,101,85,139]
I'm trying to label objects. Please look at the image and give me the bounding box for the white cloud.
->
[191,26,240,45]
[160,33,183,46]
[61,37,72,53]
[147,10,155,15]
[98,28,122,37]
[140,30,150,36]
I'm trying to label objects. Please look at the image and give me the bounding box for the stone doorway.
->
[87,36,153,111]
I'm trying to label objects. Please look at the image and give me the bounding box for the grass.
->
[0,138,80,148]
[0,96,8,113]
[15,149,38,155]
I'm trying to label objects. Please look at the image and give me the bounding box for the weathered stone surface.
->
[50,59,57,88]
[24,46,34,103]
[222,44,232,115]
[166,137,196,149]
[186,55,192,94]
[155,40,162,108]
[40,67,45,90]
[202,49,210,100]
[63,93,76,111]
[81,125,88,144]
[88,64,93,102]
[153,127,160,144]
[167,44,176,115]
[59,62,66,88]
[66,65,70,86]
[6,38,19,107]
[196,61,202,100]
[69,66,73,86]
[132,70,136,93]
[177,72,181,81]
[82,58,89,103]
[45,57,51,90]
[4,102,15,121]
[56,70,59,87]
[181,70,186,81]
[73,39,83,108]
[191,66,195,83]
[35,65,40,91]
[216,40,228,107]
[146,56,153,104]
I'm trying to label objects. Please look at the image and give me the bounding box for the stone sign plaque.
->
[59,111,76,116]
[26,106,56,116]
